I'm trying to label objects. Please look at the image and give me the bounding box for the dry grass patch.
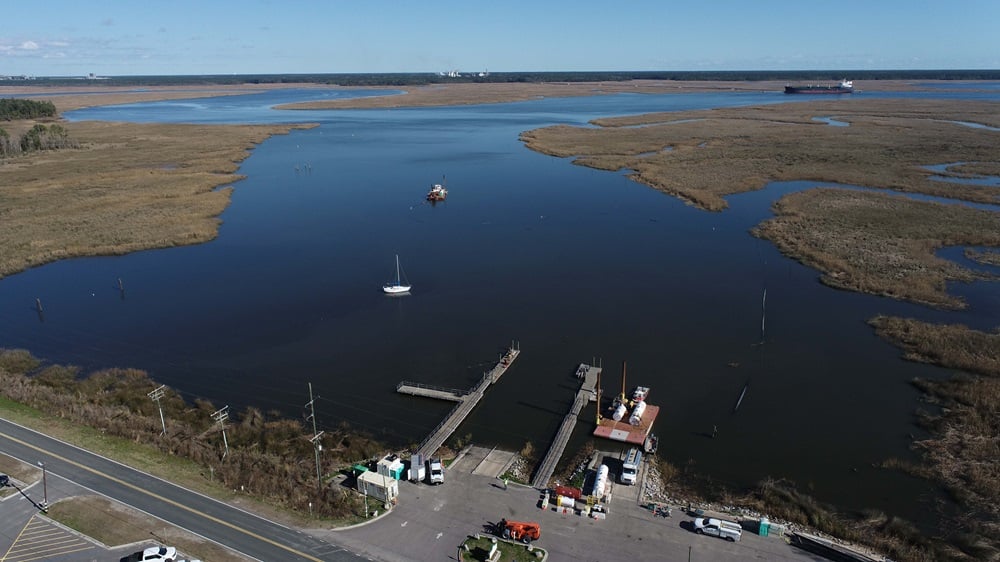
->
[47,495,246,562]
[752,188,1000,308]
[521,98,1000,211]
[0,119,313,280]
[0,453,39,498]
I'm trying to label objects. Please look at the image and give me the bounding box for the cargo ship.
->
[784,79,853,94]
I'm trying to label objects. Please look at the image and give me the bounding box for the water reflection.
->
[2,87,998,527]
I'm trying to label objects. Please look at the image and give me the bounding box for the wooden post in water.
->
[118,278,124,291]
[35,298,43,312]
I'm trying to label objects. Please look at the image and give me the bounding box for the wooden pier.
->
[530,364,601,489]
[407,342,520,459]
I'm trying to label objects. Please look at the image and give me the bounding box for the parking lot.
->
[317,451,821,562]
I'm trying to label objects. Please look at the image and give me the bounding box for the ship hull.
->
[784,86,853,94]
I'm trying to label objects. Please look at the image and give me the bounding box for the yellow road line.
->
[0,431,324,562]
[0,516,33,561]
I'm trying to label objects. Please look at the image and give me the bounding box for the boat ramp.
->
[400,342,520,459]
[530,364,601,489]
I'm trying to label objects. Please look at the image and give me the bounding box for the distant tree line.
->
[5,69,1000,88]
[0,98,57,120]
[0,123,78,158]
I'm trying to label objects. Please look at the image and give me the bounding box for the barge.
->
[592,363,659,446]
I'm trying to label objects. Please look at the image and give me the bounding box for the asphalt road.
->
[0,417,364,562]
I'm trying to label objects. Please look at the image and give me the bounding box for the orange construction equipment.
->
[497,518,541,544]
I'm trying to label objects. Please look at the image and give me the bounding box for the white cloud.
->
[49,41,70,47]
[20,40,39,50]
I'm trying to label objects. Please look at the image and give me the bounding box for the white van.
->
[620,447,641,485]
[694,517,742,542]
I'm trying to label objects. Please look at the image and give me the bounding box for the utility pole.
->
[37,462,47,508]
[305,383,324,491]
[211,406,230,459]
[148,385,167,435]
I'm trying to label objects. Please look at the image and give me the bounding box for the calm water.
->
[4,87,999,525]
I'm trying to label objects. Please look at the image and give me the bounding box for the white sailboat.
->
[383,254,412,294]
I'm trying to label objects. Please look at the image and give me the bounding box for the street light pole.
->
[37,461,47,507]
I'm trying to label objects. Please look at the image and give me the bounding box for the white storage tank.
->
[629,400,647,426]
[557,494,575,508]
[612,402,628,421]
[592,463,609,498]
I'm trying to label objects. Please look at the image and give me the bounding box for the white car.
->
[140,545,177,561]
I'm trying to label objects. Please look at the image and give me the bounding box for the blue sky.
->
[3,0,998,76]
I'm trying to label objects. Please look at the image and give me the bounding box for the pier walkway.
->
[530,364,601,489]
[409,343,520,459]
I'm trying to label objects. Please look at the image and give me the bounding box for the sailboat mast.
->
[395,254,401,285]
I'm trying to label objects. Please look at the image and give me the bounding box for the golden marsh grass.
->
[521,98,1000,211]
[0,120,313,280]
[753,188,1000,309]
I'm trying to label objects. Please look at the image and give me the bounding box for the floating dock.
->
[396,381,468,402]
[530,364,600,489]
[405,342,520,459]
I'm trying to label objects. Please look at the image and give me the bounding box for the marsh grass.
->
[753,188,1000,308]
[277,79,930,111]
[521,98,1000,212]
[0,119,313,280]
[965,248,1000,266]
[869,316,1000,561]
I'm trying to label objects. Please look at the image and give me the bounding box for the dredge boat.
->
[426,176,448,201]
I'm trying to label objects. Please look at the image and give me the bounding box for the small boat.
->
[382,254,411,294]
[426,176,448,201]
[643,434,658,454]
